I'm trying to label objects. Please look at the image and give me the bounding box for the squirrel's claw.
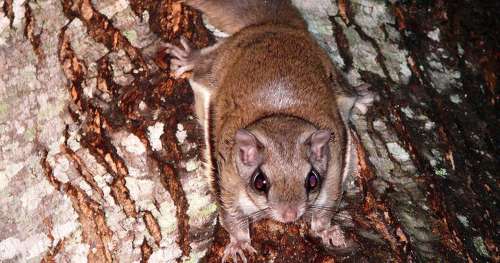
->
[221,240,256,263]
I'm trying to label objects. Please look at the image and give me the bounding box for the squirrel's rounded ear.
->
[309,130,331,160]
[235,129,261,166]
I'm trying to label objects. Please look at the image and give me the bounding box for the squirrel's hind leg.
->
[166,37,202,78]
[166,36,221,87]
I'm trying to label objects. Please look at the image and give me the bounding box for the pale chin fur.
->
[238,192,308,223]
[270,212,286,223]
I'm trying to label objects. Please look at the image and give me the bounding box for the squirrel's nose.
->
[281,208,298,223]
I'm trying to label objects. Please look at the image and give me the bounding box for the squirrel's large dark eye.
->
[306,168,320,191]
[252,170,268,193]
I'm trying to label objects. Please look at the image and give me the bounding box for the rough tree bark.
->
[0,0,497,262]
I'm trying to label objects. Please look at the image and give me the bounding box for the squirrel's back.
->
[183,0,307,34]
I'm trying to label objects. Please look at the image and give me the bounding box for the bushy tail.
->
[183,0,306,34]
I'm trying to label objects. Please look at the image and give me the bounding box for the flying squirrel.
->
[165,0,375,262]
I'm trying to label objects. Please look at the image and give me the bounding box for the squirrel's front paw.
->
[221,239,257,263]
[165,36,199,78]
[317,224,347,247]
[312,224,358,253]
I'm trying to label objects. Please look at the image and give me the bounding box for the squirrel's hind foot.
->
[166,37,199,78]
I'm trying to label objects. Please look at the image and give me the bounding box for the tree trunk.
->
[0,0,497,262]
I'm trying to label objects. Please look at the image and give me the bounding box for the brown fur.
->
[168,0,371,260]
[210,23,349,209]
[183,0,307,34]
